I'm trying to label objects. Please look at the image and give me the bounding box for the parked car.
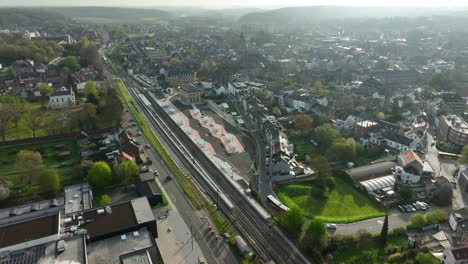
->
[412,203,419,210]
[398,205,404,212]
[153,170,159,176]
[404,205,411,212]
[139,166,149,173]
[144,144,151,149]
[409,205,417,212]
[198,257,206,264]
[326,223,337,229]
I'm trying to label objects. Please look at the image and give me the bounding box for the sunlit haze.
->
[1,0,468,7]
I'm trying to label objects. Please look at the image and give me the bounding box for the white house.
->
[48,87,75,109]
[394,166,421,184]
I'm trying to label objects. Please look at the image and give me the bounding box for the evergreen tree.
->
[380,214,389,246]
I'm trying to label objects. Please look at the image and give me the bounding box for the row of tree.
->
[86,160,140,189]
[0,33,63,65]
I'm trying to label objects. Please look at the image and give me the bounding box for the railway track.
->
[122,78,317,264]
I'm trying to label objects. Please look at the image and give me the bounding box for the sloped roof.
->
[400,150,423,167]
[348,161,397,181]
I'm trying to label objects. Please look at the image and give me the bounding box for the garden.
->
[275,176,385,223]
[0,137,82,203]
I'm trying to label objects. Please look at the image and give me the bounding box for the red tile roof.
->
[400,150,423,167]
[452,246,468,260]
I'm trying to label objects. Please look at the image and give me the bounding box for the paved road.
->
[333,210,411,235]
[424,131,463,209]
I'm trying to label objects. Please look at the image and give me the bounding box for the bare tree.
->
[0,104,15,141]
[15,150,44,184]
[23,105,45,138]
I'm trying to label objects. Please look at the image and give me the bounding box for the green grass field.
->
[331,235,408,264]
[0,137,81,196]
[276,177,385,223]
[4,102,117,141]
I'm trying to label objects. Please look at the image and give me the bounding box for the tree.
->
[8,69,17,79]
[37,83,53,97]
[426,209,446,225]
[96,194,112,206]
[415,252,438,264]
[312,155,332,186]
[0,178,10,201]
[380,214,389,246]
[39,169,61,193]
[15,150,43,184]
[294,114,313,133]
[272,106,282,117]
[313,80,323,91]
[277,206,305,239]
[23,105,45,138]
[168,58,181,67]
[61,56,80,71]
[315,124,340,151]
[327,138,357,162]
[409,213,427,229]
[301,218,328,252]
[114,160,140,184]
[84,80,98,98]
[0,104,15,141]
[66,74,77,95]
[459,146,468,164]
[0,96,26,129]
[198,60,217,78]
[77,103,97,129]
[87,93,99,105]
[87,161,112,189]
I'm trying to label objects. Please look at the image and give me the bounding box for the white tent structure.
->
[359,175,395,192]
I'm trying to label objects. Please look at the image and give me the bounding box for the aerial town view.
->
[1,1,468,263]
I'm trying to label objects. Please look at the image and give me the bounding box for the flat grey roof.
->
[0,197,64,226]
[64,183,93,215]
[87,227,155,264]
[131,197,155,225]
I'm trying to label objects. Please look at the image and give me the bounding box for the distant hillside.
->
[0,8,67,28]
[239,6,464,24]
[50,7,172,21]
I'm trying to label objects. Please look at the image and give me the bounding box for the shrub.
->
[387,252,403,263]
[385,245,398,255]
[96,194,111,206]
[426,209,446,225]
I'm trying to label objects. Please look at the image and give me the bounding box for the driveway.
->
[333,210,411,235]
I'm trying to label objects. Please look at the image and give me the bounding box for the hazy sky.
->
[1,0,468,7]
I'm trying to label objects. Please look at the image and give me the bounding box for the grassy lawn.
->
[276,177,385,223]
[331,235,408,264]
[0,137,81,196]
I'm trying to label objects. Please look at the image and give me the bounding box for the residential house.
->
[398,150,424,175]
[394,166,421,185]
[443,246,468,264]
[449,207,468,247]
[137,173,163,207]
[48,87,75,109]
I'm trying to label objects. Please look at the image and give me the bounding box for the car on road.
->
[326,223,337,229]
[144,144,151,149]
[137,131,142,136]
[198,257,206,264]
[139,166,149,173]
